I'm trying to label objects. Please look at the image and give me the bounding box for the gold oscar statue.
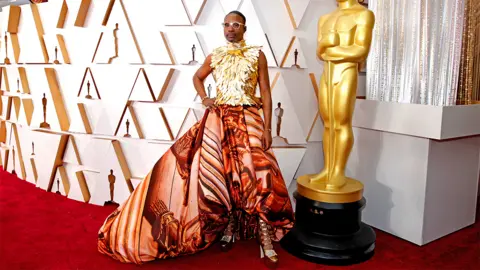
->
[105,170,119,206]
[272,102,288,146]
[291,49,300,68]
[108,23,119,64]
[54,46,60,64]
[123,119,131,138]
[40,93,51,129]
[85,81,93,99]
[11,145,16,176]
[4,32,11,65]
[188,44,198,65]
[207,84,212,98]
[56,178,61,194]
[281,0,376,265]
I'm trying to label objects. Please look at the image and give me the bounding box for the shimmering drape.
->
[457,0,480,105]
[367,0,465,106]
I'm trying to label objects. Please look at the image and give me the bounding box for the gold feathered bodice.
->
[210,40,262,106]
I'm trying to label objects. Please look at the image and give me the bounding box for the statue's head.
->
[278,102,281,107]
[223,11,247,43]
[110,169,113,174]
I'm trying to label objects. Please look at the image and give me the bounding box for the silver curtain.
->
[366,0,465,106]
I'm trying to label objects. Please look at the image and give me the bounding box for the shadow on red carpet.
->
[0,168,479,269]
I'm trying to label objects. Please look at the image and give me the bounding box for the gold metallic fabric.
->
[457,0,480,105]
[210,40,262,106]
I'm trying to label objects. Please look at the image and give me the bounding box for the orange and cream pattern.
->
[98,105,294,263]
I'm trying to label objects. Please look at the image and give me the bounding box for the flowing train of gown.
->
[98,105,295,264]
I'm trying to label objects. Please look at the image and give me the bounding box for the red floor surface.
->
[1,168,479,270]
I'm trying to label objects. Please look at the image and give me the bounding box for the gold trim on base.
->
[297,175,364,204]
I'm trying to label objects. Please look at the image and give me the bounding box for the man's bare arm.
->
[258,51,272,131]
[193,54,213,99]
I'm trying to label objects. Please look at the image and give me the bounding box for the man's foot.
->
[257,218,278,268]
[220,215,236,252]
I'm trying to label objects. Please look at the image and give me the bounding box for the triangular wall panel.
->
[238,0,278,67]
[165,29,205,65]
[17,5,49,63]
[270,72,306,145]
[281,36,308,69]
[284,0,310,29]
[131,103,173,141]
[116,105,142,139]
[128,69,156,102]
[89,141,134,206]
[93,0,143,64]
[183,0,207,24]
[160,0,192,26]
[219,0,242,13]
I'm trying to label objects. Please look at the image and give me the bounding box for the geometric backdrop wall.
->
[0,0,353,206]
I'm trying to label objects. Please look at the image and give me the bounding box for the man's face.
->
[223,14,246,42]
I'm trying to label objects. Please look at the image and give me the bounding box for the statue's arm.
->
[316,15,330,60]
[324,10,374,63]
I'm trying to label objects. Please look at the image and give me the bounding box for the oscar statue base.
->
[281,192,375,266]
[4,58,11,64]
[85,95,93,99]
[123,134,131,138]
[54,60,60,64]
[187,60,199,65]
[56,191,61,195]
[40,122,51,129]
[104,200,119,207]
[11,170,16,176]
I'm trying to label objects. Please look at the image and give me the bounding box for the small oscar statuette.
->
[123,119,131,138]
[291,49,300,69]
[108,23,119,64]
[40,93,51,129]
[16,78,20,93]
[31,142,35,156]
[272,102,289,146]
[85,81,93,99]
[56,178,61,194]
[11,145,17,176]
[53,46,60,64]
[207,84,212,98]
[104,169,119,206]
[4,32,11,65]
[188,44,198,65]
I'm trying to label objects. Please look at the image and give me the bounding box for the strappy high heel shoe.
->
[258,218,278,268]
[219,215,236,252]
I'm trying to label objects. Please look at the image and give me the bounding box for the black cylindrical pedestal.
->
[280,192,376,265]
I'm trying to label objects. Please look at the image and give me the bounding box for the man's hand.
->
[202,97,216,108]
[262,130,272,151]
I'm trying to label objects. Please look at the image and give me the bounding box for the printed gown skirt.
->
[98,105,295,264]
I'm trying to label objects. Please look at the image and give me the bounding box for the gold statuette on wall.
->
[54,46,60,64]
[104,169,119,206]
[40,93,51,129]
[4,32,11,65]
[281,0,376,265]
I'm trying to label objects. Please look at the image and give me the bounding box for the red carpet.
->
[1,168,479,270]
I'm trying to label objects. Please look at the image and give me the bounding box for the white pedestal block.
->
[347,100,480,246]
